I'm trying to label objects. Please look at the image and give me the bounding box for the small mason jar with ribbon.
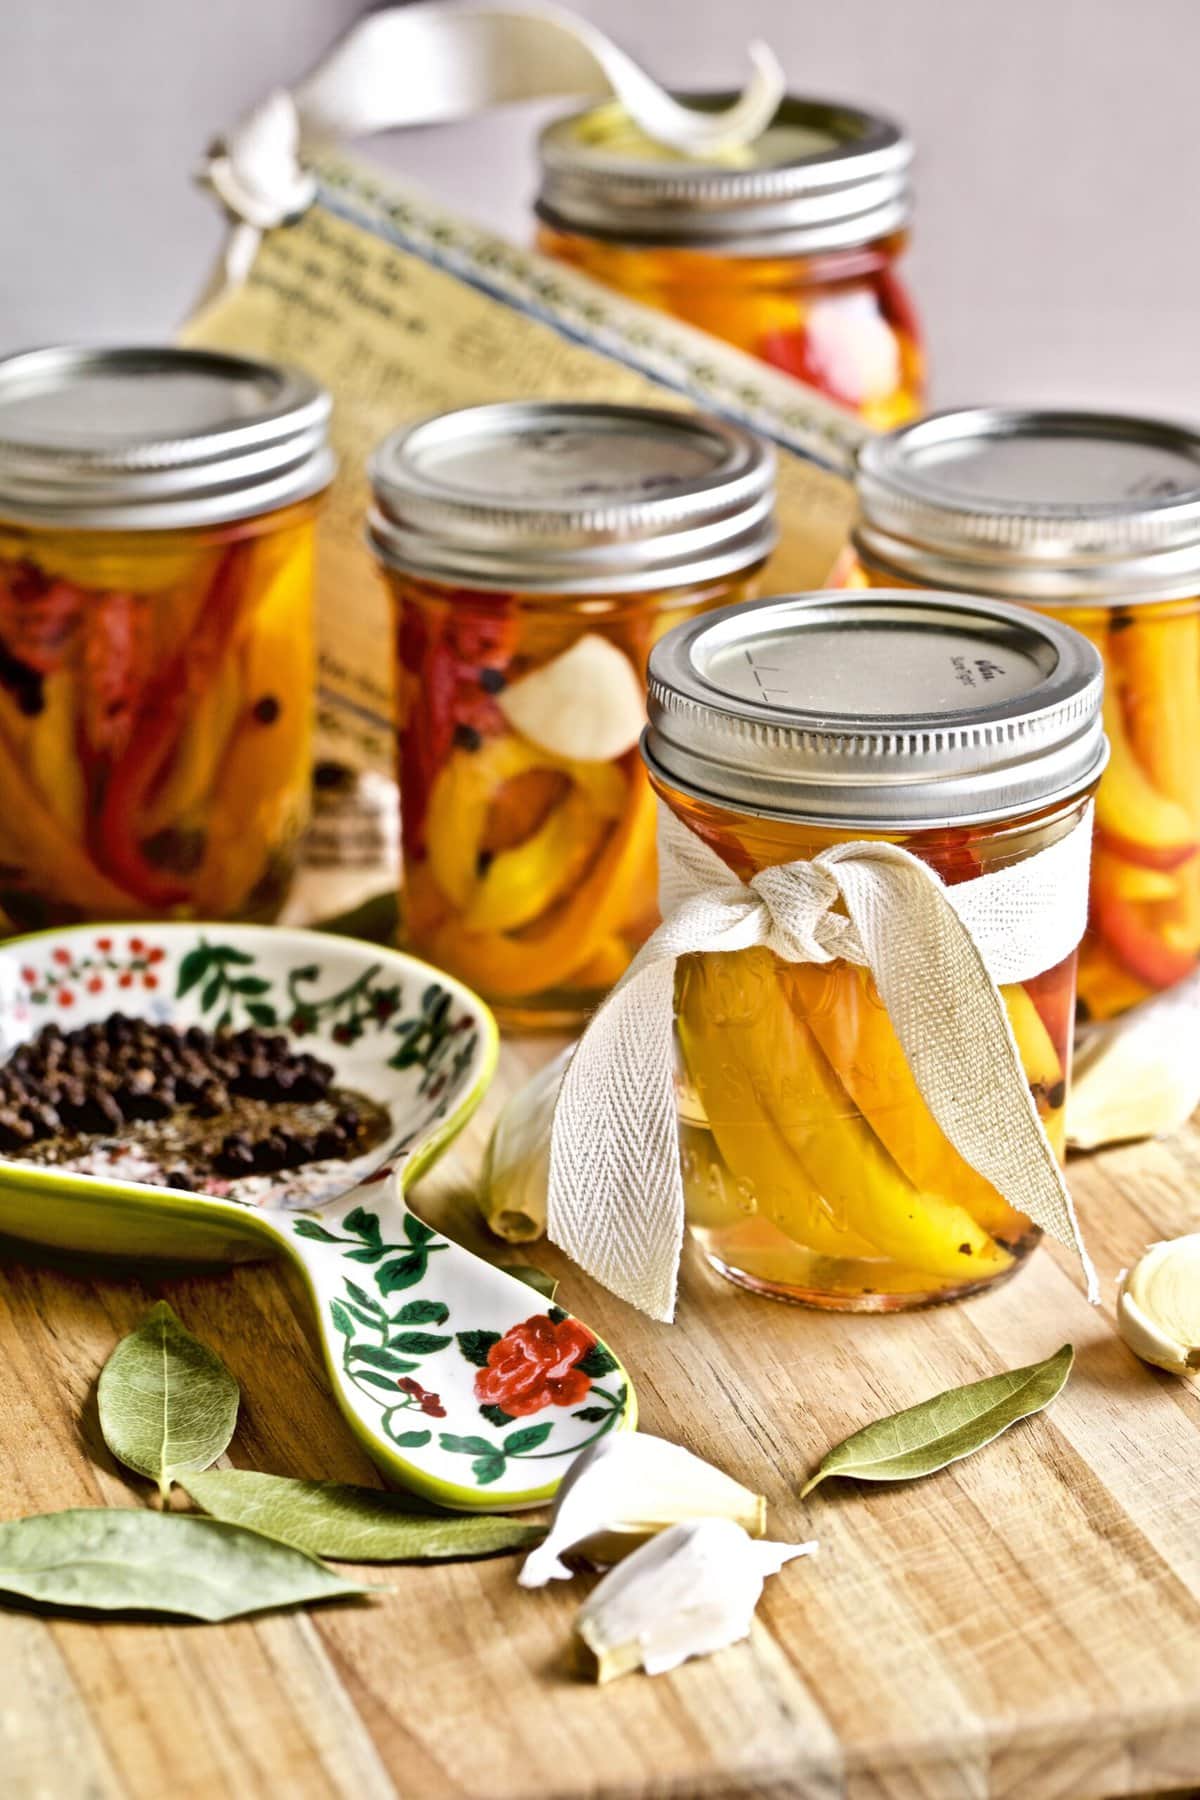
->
[548,590,1106,1318]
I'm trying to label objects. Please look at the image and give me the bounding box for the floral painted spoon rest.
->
[0,922,634,1510]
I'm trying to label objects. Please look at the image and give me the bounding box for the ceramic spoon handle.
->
[263,1174,635,1510]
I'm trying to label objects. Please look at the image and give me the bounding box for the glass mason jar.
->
[369,401,777,1029]
[535,96,924,428]
[855,408,1200,1023]
[644,590,1104,1309]
[0,346,333,930]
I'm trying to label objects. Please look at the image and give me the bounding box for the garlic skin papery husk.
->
[481,1047,569,1243]
[574,1517,816,1683]
[1117,1235,1200,1376]
[497,634,645,763]
[519,1431,767,1587]
[1067,975,1200,1150]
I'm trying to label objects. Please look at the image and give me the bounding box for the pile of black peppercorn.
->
[0,1015,362,1184]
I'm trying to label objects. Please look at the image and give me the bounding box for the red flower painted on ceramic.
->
[474,1314,595,1418]
[397,1375,446,1418]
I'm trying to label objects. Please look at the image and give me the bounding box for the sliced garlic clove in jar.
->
[498,634,645,763]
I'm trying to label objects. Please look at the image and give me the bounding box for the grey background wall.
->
[2,0,1196,416]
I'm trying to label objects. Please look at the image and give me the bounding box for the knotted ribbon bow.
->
[549,804,1097,1321]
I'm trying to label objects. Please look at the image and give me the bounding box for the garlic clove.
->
[519,1431,766,1588]
[574,1517,815,1683]
[1117,1235,1200,1376]
[1067,974,1200,1150]
[480,1046,570,1243]
[497,635,645,764]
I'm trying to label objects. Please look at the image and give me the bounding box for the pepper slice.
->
[188,531,315,917]
[425,774,657,999]
[93,544,252,905]
[0,706,144,916]
[783,961,1034,1244]
[425,732,625,933]
[1094,887,1199,990]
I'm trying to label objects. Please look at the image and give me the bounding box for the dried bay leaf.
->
[185,1469,544,1562]
[98,1302,239,1501]
[800,1344,1074,1497]
[506,1266,559,1302]
[0,1510,369,1621]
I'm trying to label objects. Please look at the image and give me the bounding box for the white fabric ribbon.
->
[549,803,1098,1322]
[196,3,784,306]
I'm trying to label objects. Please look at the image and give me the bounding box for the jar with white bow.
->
[547,590,1107,1316]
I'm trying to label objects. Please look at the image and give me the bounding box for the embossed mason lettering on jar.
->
[368,401,776,1029]
[643,591,1104,1309]
[855,409,1200,1022]
[535,96,923,427]
[0,346,333,928]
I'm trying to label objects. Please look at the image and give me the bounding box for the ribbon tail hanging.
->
[549,954,685,1322]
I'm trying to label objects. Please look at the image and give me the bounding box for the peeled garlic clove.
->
[1067,974,1200,1150]
[574,1517,815,1683]
[498,634,645,763]
[518,1431,766,1588]
[1118,1235,1200,1376]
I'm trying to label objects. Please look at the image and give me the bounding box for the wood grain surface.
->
[2,1032,1200,1800]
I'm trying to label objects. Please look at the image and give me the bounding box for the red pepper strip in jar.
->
[95,544,253,906]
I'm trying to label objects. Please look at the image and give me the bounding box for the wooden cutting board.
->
[2,1033,1199,1800]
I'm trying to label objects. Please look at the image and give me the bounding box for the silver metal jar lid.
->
[856,408,1200,604]
[644,589,1105,828]
[368,401,777,595]
[0,346,334,531]
[536,94,912,256]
